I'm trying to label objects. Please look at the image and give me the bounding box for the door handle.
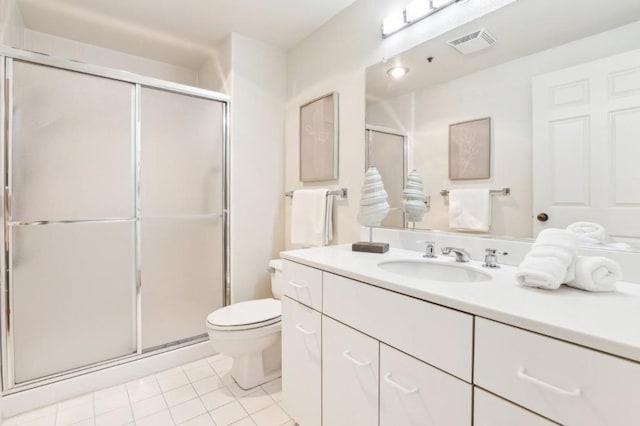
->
[536,213,549,222]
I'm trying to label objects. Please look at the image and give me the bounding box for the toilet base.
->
[230,334,282,389]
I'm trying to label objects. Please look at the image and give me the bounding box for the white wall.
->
[0,0,24,48]
[198,36,232,94]
[224,34,287,302]
[366,21,640,238]
[22,29,198,85]
[285,0,520,249]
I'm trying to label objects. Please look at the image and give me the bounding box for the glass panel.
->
[141,218,223,350]
[140,88,224,217]
[10,61,135,222]
[12,222,136,383]
[367,130,406,228]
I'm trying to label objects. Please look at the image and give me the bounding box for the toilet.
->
[206,259,284,389]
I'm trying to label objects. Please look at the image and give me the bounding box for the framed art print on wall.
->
[449,117,491,180]
[300,92,339,182]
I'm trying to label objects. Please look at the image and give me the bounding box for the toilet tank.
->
[269,259,284,300]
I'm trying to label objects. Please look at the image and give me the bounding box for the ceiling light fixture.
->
[381,10,407,37]
[405,0,431,23]
[387,66,409,78]
[381,0,468,38]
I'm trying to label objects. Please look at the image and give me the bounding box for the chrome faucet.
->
[420,241,437,258]
[441,247,471,262]
[482,248,508,268]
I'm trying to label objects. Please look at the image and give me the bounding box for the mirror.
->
[365,0,640,250]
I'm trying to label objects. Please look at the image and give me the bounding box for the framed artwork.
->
[300,92,339,182]
[449,117,491,180]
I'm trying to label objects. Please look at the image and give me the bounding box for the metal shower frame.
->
[0,46,231,394]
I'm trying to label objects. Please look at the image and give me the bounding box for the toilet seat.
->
[207,298,281,331]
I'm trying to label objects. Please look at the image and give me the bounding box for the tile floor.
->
[4,354,293,426]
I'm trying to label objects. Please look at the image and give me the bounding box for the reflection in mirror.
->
[365,126,407,228]
[365,0,640,250]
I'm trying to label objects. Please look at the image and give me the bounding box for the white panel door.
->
[323,316,378,426]
[532,48,640,238]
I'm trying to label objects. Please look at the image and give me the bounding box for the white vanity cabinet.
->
[322,317,379,426]
[280,256,640,426]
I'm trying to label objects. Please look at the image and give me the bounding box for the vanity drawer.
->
[323,272,473,381]
[474,318,640,425]
[282,260,322,311]
[380,343,471,426]
[474,388,556,426]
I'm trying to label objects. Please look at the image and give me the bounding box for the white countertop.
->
[281,245,640,363]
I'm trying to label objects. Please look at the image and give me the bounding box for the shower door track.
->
[0,46,231,394]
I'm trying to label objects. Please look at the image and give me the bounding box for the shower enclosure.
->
[0,47,230,393]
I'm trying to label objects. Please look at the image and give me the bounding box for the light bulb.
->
[387,67,409,79]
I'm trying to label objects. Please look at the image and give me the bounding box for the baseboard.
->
[1,341,215,419]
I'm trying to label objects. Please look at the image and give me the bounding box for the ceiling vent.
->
[448,28,496,55]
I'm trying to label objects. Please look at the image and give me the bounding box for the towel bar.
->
[285,188,348,199]
[440,187,510,196]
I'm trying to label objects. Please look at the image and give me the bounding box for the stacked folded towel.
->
[566,221,633,250]
[515,229,578,290]
[515,228,622,292]
[566,222,607,244]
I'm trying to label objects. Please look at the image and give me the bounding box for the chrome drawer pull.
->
[295,323,315,335]
[383,373,419,394]
[288,280,308,289]
[517,368,581,397]
[343,350,371,367]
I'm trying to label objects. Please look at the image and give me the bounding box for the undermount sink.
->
[377,259,492,283]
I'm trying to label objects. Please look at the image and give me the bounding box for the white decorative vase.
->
[402,170,427,227]
[358,167,390,227]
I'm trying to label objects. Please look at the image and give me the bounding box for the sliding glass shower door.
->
[2,52,229,391]
[140,87,225,350]
[9,60,137,384]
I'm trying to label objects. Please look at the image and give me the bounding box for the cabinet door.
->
[282,297,321,426]
[323,317,378,426]
[380,344,471,426]
[474,388,557,426]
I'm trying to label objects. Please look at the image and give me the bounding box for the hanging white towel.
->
[448,188,491,232]
[290,189,332,247]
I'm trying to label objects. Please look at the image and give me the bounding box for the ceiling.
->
[367,0,640,102]
[17,0,358,68]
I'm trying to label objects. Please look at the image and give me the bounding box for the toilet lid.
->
[207,299,281,330]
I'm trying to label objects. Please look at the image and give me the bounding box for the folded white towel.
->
[290,189,331,247]
[567,222,607,243]
[515,229,579,290]
[515,256,575,290]
[532,228,581,252]
[566,256,621,292]
[449,188,491,232]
